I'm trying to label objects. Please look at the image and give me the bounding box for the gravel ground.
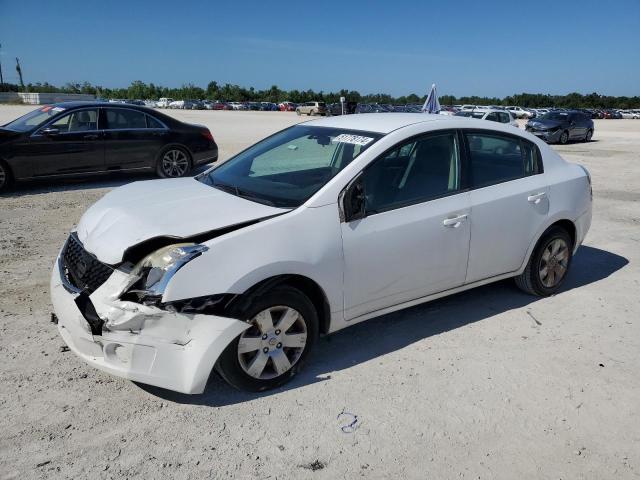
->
[0,106,639,479]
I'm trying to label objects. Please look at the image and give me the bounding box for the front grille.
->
[62,233,114,293]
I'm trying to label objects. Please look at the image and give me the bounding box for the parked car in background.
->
[278,102,297,112]
[213,102,231,110]
[620,110,639,119]
[525,110,594,144]
[296,101,327,116]
[49,113,592,393]
[455,109,518,127]
[229,102,248,111]
[0,102,218,192]
[438,106,458,116]
[157,98,174,108]
[506,106,534,119]
[355,103,390,114]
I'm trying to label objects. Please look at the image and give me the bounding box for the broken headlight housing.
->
[127,243,209,301]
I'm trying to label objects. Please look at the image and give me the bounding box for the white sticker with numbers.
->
[332,134,374,146]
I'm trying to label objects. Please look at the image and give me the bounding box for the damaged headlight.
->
[128,243,208,298]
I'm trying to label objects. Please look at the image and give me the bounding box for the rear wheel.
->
[584,129,593,142]
[216,286,318,391]
[515,226,573,296]
[156,147,191,178]
[0,160,13,193]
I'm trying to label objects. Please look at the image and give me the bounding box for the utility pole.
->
[0,43,4,85]
[15,57,24,90]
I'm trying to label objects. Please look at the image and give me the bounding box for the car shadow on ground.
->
[140,245,628,406]
[0,165,213,198]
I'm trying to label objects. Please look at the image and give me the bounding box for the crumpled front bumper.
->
[51,253,249,394]
[527,128,563,143]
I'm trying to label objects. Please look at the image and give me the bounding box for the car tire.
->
[216,286,319,391]
[559,130,569,144]
[0,160,13,194]
[296,109,301,116]
[515,226,573,297]
[584,129,593,142]
[156,146,192,178]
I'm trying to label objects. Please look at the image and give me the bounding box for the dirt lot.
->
[0,106,639,479]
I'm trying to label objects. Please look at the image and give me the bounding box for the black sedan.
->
[524,110,594,144]
[0,102,218,192]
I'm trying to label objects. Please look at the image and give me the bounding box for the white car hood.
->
[76,178,288,264]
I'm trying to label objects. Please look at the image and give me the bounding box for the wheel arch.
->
[230,274,332,335]
[519,217,577,274]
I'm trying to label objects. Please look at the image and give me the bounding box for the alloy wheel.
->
[161,149,189,177]
[560,132,569,144]
[237,306,308,380]
[0,164,6,190]
[538,238,569,288]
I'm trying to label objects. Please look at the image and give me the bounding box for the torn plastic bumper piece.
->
[50,254,249,394]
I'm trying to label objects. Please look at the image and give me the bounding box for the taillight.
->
[201,130,214,141]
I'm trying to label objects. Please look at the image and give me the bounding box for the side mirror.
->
[340,175,366,223]
[40,127,60,136]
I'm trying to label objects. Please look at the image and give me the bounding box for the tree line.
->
[1,80,639,109]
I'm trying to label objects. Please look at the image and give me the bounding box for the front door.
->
[341,131,471,320]
[31,108,104,176]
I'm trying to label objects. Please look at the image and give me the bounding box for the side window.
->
[499,112,510,123]
[50,109,98,132]
[105,109,147,129]
[485,112,499,122]
[146,115,164,129]
[363,132,460,213]
[522,140,543,175]
[465,133,524,188]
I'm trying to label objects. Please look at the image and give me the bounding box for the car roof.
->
[303,113,458,134]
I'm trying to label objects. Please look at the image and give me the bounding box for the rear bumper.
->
[51,254,248,394]
[193,145,218,166]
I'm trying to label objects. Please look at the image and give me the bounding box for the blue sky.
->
[1,0,639,97]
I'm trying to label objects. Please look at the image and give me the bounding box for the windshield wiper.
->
[235,189,278,207]
[212,181,240,196]
[212,181,278,207]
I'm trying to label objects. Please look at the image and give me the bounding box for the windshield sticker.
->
[332,134,374,146]
[41,106,53,112]
[51,107,66,113]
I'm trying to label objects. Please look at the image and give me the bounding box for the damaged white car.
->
[51,114,592,393]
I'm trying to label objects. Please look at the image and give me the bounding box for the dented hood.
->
[76,178,289,264]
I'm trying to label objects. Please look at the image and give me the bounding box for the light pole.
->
[0,43,4,85]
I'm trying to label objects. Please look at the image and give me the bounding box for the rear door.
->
[102,107,168,170]
[31,108,104,176]
[464,130,548,283]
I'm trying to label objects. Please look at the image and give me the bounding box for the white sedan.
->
[51,114,592,393]
[455,109,519,127]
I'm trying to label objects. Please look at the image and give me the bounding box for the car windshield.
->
[2,105,67,132]
[541,112,570,121]
[199,125,383,208]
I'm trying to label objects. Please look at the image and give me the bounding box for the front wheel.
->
[558,130,569,144]
[216,286,319,391]
[156,147,191,178]
[0,160,13,193]
[515,226,573,296]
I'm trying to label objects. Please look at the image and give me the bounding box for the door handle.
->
[527,192,546,204]
[443,214,468,228]
[83,133,99,140]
